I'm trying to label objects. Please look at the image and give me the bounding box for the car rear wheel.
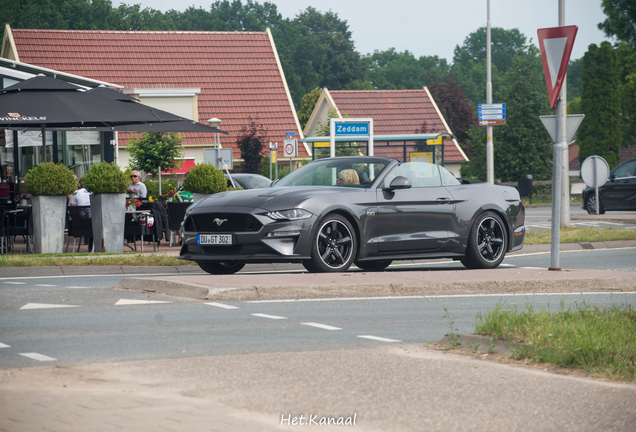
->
[197,261,245,275]
[303,214,356,273]
[585,194,605,214]
[354,260,392,271]
[461,211,507,270]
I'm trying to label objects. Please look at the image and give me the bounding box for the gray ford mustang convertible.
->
[179,156,525,274]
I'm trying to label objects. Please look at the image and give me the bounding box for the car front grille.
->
[185,213,262,232]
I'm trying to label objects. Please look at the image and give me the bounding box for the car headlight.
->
[265,208,313,221]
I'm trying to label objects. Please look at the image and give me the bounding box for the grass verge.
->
[0,253,190,267]
[525,227,636,245]
[476,301,636,381]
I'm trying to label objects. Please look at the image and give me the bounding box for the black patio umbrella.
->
[0,75,191,158]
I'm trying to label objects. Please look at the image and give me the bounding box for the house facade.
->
[1,25,306,177]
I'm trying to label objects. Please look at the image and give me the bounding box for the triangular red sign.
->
[537,25,578,109]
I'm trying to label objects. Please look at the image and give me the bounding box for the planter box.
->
[32,195,67,254]
[91,193,126,253]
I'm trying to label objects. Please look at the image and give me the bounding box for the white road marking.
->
[518,267,545,269]
[66,286,91,289]
[251,313,287,320]
[498,263,515,267]
[34,284,57,287]
[115,299,172,306]
[19,353,56,362]
[357,335,401,343]
[20,303,80,310]
[301,322,342,331]
[3,282,26,285]
[248,291,636,304]
[205,302,239,309]
[0,342,10,348]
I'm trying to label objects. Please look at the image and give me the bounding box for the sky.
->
[124,0,610,62]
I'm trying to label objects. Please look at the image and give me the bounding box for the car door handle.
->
[436,197,451,204]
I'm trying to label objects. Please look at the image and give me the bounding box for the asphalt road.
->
[524,204,636,231]
[1,252,634,369]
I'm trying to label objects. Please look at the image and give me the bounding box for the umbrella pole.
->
[41,124,46,164]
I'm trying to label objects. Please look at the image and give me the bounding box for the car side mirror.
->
[383,176,412,191]
[270,179,279,187]
[610,174,617,182]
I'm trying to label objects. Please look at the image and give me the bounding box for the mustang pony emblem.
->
[213,218,228,226]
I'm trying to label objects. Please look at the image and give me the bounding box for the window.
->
[383,162,441,188]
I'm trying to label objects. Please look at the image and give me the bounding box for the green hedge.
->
[82,162,128,194]
[25,162,76,196]
[182,163,227,194]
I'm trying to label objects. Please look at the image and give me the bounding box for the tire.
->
[461,211,507,270]
[302,214,357,273]
[197,261,245,275]
[354,260,392,271]
[585,194,605,215]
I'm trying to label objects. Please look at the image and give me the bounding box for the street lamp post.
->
[207,117,222,148]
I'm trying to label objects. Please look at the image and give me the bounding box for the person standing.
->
[129,170,147,198]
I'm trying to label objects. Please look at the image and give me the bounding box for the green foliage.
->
[25,162,76,196]
[343,79,375,90]
[599,0,636,48]
[567,57,583,100]
[82,162,128,194]
[616,42,636,148]
[578,42,622,168]
[182,163,227,194]
[126,132,185,175]
[297,87,322,130]
[567,97,583,114]
[236,117,268,174]
[363,48,449,90]
[144,178,178,201]
[461,46,552,181]
[476,301,636,381]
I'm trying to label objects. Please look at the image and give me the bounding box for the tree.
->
[599,0,636,48]
[126,132,184,175]
[427,75,477,157]
[451,27,527,106]
[236,117,268,173]
[297,87,322,130]
[294,7,364,90]
[577,42,622,167]
[363,48,449,90]
[461,46,552,181]
[566,57,583,100]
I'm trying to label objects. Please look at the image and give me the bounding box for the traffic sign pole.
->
[486,0,494,184]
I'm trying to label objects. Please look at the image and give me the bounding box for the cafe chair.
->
[66,206,93,253]
[167,202,191,247]
[7,205,33,253]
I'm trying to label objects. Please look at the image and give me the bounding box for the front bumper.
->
[179,211,316,263]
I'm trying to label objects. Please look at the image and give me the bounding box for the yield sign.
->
[539,114,585,143]
[537,25,578,109]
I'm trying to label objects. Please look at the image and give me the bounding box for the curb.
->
[115,275,636,301]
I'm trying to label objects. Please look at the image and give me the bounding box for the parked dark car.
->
[226,173,272,189]
[180,157,525,274]
[582,158,636,214]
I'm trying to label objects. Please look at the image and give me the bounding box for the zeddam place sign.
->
[335,122,370,136]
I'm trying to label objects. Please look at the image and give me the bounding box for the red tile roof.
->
[328,90,466,163]
[9,29,305,157]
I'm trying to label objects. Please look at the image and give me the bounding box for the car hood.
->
[192,187,356,212]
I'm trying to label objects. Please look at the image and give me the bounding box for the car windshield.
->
[233,175,271,189]
[275,158,391,188]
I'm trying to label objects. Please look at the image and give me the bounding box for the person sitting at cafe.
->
[69,178,92,219]
[129,170,147,198]
[337,169,360,185]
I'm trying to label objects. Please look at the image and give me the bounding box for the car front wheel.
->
[303,214,357,273]
[461,211,507,270]
[197,261,246,275]
[585,194,605,214]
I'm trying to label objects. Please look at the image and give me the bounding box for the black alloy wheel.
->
[303,214,356,273]
[585,194,605,215]
[354,260,392,271]
[198,261,246,275]
[461,211,507,269]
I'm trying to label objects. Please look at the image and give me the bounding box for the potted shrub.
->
[82,162,128,252]
[182,163,227,201]
[25,163,76,254]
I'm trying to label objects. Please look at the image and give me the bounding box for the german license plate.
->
[197,234,233,245]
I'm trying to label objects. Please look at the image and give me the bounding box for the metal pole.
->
[158,166,162,199]
[559,0,570,228]
[486,0,494,184]
[275,142,278,179]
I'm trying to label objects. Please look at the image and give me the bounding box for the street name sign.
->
[537,25,578,109]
